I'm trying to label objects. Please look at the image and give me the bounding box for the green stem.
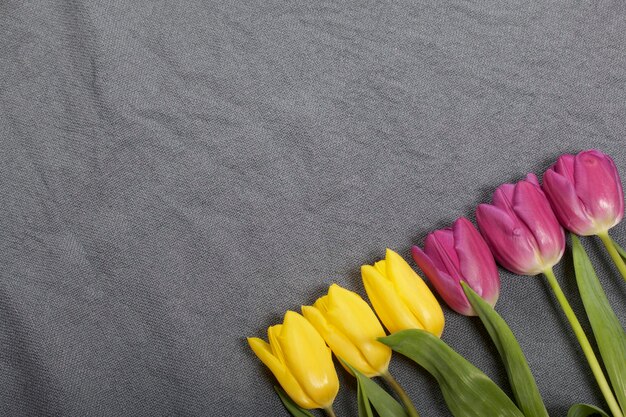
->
[598,231,626,282]
[323,406,337,417]
[382,371,420,417]
[543,268,624,417]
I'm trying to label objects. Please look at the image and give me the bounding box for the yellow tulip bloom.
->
[302,284,391,378]
[247,311,339,410]
[361,248,445,337]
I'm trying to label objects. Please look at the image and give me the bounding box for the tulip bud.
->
[302,284,391,378]
[476,173,565,276]
[542,149,624,236]
[247,311,339,410]
[411,217,500,316]
[361,248,445,337]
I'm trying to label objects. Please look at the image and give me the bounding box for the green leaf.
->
[274,386,315,417]
[462,282,549,417]
[343,361,408,417]
[461,282,548,417]
[572,235,626,413]
[357,378,375,417]
[567,403,610,417]
[381,330,524,417]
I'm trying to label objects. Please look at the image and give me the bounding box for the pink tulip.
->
[542,149,624,236]
[411,217,500,316]
[476,173,565,276]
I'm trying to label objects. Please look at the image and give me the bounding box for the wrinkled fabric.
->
[1,0,625,416]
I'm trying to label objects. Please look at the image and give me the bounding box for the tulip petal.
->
[553,153,576,183]
[489,182,547,273]
[248,337,319,410]
[513,180,565,269]
[412,245,474,315]
[543,168,595,235]
[361,265,426,334]
[574,150,624,231]
[492,183,516,213]
[325,285,390,375]
[312,295,330,314]
[385,249,445,337]
[268,324,287,365]
[302,304,378,377]
[280,311,339,409]
[610,161,625,222]
[607,154,625,221]
[525,173,541,187]
[374,260,387,276]
[476,203,542,275]
[453,217,500,307]
[424,229,463,282]
[327,286,379,336]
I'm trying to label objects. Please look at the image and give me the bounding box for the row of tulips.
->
[248,249,436,416]
[248,149,626,417]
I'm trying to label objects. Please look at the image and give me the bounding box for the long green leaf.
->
[572,235,626,413]
[274,386,315,417]
[357,377,375,417]
[568,403,610,417]
[343,361,408,417]
[381,330,524,417]
[462,282,549,417]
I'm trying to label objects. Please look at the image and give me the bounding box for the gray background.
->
[1,0,625,416]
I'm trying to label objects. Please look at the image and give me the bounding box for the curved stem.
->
[323,406,337,417]
[598,231,626,282]
[382,371,420,417]
[543,267,623,417]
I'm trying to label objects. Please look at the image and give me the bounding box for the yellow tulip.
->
[361,248,445,337]
[302,284,391,378]
[247,311,339,410]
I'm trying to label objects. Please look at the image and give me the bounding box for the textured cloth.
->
[1,0,626,416]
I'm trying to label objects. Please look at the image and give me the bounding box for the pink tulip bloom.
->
[476,173,565,276]
[411,217,500,316]
[542,149,624,236]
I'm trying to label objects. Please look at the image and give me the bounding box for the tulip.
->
[302,284,391,377]
[247,311,339,413]
[361,248,444,337]
[411,217,500,316]
[478,173,623,417]
[303,284,421,417]
[542,149,626,282]
[542,149,624,236]
[475,173,565,276]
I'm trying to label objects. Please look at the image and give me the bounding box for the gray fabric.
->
[1,0,625,415]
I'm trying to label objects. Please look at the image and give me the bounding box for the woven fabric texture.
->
[1,1,625,415]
